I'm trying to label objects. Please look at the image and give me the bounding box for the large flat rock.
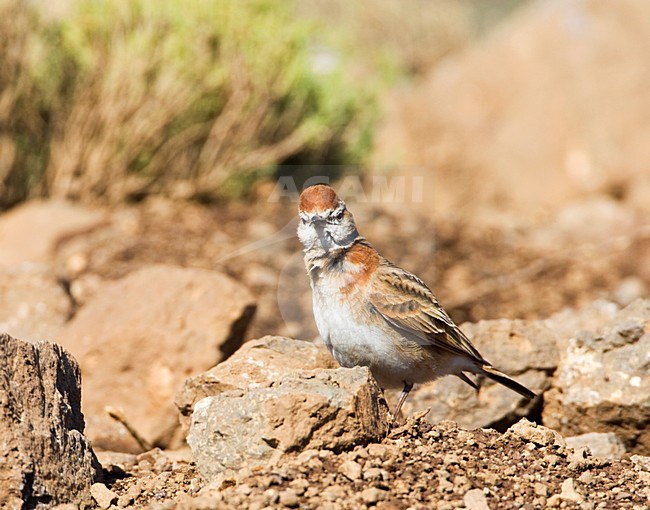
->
[188,366,389,482]
[176,336,337,432]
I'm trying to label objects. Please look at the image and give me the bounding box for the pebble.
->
[117,494,134,508]
[534,482,548,497]
[289,478,310,495]
[464,488,490,510]
[361,487,384,504]
[90,483,118,510]
[338,460,363,481]
[279,489,300,508]
[631,455,650,471]
[578,471,594,484]
[363,467,389,481]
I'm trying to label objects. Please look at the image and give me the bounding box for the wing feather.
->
[368,262,486,363]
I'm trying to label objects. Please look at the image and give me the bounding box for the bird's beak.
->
[309,216,326,226]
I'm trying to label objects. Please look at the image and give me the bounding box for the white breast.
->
[310,275,423,388]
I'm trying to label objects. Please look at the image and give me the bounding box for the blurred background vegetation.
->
[0,0,526,209]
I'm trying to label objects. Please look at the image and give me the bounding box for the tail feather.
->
[480,365,536,400]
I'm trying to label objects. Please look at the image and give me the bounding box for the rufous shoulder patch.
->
[340,242,380,294]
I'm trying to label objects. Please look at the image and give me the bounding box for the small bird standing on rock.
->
[297,184,535,418]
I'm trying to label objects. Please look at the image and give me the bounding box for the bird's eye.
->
[327,209,344,224]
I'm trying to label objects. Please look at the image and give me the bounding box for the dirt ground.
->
[52,193,647,343]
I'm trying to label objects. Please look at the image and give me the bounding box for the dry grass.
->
[0,0,47,206]
[0,0,375,206]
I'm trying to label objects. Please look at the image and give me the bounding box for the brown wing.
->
[368,260,486,364]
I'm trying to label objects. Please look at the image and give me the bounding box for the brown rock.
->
[543,299,650,454]
[0,265,72,343]
[187,367,389,481]
[338,460,362,481]
[90,483,118,509]
[175,336,337,432]
[375,0,650,217]
[0,333,100,507]
[58,264,256,452]
[403,319,556,429]
[0,199,107,268]
[506,419,566,450]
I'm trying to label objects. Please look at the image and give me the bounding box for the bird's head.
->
[297,184,359,253]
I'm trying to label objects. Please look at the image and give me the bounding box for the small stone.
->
[509,419,566,449]
[560,478,583,503]
[361,487,384,504]
[296,449,320,463]
[543,454,560,467]
[631,455,650,471]
[463,488,489,510]
[189,477,202,494]
[236,484,252,496]
[363,467,389,481]
[117,494,134,508]
[546,494,562,507]
[322,485,346,502]
[91,483,118,510]
[534,482,549,497]
[289,478,309,495]
[578,471,594,484]
[279,489,300,508]
[368,443,388,459]
[443,453,460,466]
[339,460,363,481]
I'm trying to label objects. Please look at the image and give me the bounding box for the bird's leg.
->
[392,382,413,420]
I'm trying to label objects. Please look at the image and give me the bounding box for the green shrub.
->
[0,0,376,205]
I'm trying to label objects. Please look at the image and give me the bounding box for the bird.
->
[297,183,535,418]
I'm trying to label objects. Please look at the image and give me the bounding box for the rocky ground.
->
[97,418,650,509]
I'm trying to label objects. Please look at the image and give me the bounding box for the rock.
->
[0,199,107,268]
[544,299,620,343]
[176,336,337,432]
[463,488,490,510]
[90,483,118,509]
[403,319,556,429]
[543,299,650,454]
[58,264,256,452]
[338,460,362,481]
[507,419,566,449]
[549,478,583,505]
[566,432,626,460]
[187,367,389,482]
[0,333,100,508]
[360,487,384,504]
[0,265,72,343]
[631,455,650,471]
[375,0,650,218]
[278,489,300,508]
